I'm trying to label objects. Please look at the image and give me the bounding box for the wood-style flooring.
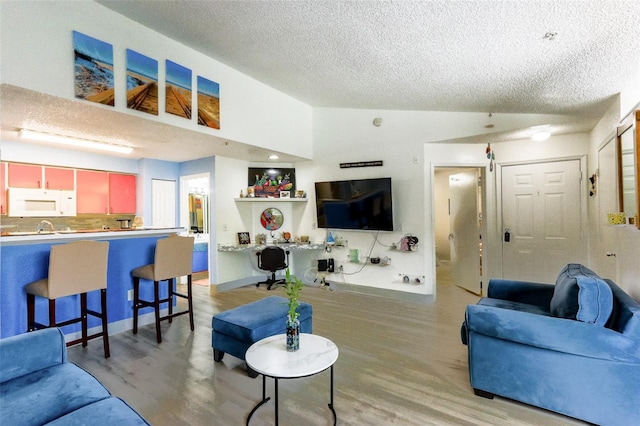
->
[67,264,585,425]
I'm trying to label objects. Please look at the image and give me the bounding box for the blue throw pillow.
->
[550,264,613,326]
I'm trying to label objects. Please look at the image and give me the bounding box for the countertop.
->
[0,227,185,245]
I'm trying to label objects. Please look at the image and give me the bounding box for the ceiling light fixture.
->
[268,154,279,160]
[531,131,551,141]
[485,112,494,129]
[18,129,133,154]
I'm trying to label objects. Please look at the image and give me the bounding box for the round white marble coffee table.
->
[245,333,339,425]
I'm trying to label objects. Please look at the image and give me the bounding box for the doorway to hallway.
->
[434,167,484,295]
[180,173,211,286]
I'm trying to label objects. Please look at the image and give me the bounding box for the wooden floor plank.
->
[67,264,586,425]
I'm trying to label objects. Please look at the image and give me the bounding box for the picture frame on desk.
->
[237,232,251,245]
[279,191,290,198]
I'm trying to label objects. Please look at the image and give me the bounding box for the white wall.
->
[588,94,640,300]
[291,108,589,296]
[0,1,312,159]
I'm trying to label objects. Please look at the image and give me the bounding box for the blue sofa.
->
[461,264,640,425]
[0,328,149,426]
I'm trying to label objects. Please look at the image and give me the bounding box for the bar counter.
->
[0,228,184,340]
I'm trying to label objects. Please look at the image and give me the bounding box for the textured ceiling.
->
[99,0,640,117]
[3,1,640,162]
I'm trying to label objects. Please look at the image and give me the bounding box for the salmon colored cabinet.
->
[77,170,109,214]
[8,163,42,188]
[7,164,74,190]
[76,171,136,214]
[0,162,6,215]
[44,167,74,190]
[109,173,136,214]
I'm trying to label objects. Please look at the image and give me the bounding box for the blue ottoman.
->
[211,296,312,376]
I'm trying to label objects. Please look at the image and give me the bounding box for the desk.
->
[216,243,325,290]
[245,333,339,425]
[217,242,325,252]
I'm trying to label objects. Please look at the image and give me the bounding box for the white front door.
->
[449,170,482,294]
[501,159,584,282]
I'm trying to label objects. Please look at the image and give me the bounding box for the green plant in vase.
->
[283,268,303,351]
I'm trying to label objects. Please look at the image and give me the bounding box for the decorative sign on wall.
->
[197,76,220,129]
[126,49,158,115]
[73,31,114,106]
[248,167,295,198]
[165,60,192,119]
[339,161,383,169]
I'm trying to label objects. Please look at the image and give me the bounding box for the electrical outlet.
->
[127,289,133,301]
[396,274,425,284]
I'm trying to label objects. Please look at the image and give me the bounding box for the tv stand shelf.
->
[234,198,307,202]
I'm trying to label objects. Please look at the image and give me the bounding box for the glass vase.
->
[286,316,300,352]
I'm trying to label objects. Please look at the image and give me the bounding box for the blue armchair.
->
[0,328,149,425]
[461,264,640,425]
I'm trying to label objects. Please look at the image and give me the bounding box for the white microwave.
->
[7,188,77,217]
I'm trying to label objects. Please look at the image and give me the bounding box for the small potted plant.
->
[283,268,303,351]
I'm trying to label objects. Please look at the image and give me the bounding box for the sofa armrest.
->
[487,278,555,308]
[466,304,640,362]
[0,328,67,383]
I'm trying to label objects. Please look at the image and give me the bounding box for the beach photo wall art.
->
[165,60,192,119]
[72,30,221,130]
[73,31,114,106]
[197,76,220,129]
[126,49,158,115]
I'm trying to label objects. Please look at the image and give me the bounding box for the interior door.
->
[597,139,618,279]
[502,159,583,282]
[152,179,176,228]
[449,170,482,294]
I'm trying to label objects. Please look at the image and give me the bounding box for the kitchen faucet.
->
[36,220,54,233]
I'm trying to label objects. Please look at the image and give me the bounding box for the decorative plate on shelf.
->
[260,208,284,230]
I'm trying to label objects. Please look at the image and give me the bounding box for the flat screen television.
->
[314,177,393,231]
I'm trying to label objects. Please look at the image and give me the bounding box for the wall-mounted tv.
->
[314,177,393,231]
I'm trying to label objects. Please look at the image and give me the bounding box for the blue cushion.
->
[550,264,613,326]
[0,363,111,426]
[478,297,552,317]
[212,296,312,342]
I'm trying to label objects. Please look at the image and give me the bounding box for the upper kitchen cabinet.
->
[7,164,74,190]
[77,170,109,214]
[8,163,42,188]
[0,162,6,214]
[44,167,74,190]
[109,173,136,214]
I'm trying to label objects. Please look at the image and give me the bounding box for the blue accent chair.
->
[0,328,149,425]
[461,264,640,425]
